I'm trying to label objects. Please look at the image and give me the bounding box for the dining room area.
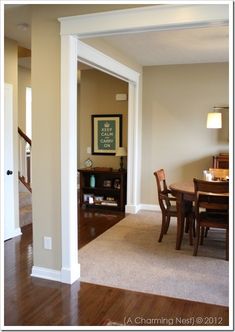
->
[78,78,231,323]
[78,158,230,327]
[77,52,231,326]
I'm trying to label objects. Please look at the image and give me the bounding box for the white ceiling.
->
[4,4,229,67]
[100,26,229,66]
[4,5,32,49]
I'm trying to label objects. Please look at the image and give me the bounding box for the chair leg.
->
[185,218,189,233]
[193,225,201,256]
[164,215,170,234]
[192,218,196,237]
[205,227,209,238]
[188,215,193,246]
[200,227,205,245]
[158,215,166,242]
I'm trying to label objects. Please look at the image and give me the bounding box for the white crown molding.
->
[58,4,229,38]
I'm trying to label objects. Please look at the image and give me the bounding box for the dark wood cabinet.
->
[212,153,229,169]
[78,168,127,211]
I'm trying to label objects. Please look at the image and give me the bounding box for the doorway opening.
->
[60,36,141,284]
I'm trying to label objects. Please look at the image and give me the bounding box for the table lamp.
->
[115,147,127,171]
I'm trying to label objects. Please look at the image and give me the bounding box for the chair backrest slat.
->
[193,178,229,215]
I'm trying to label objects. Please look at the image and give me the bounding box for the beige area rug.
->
[78,211,229,306]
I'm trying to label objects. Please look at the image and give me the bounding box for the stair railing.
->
[18,127,32,192]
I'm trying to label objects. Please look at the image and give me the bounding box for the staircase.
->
[18,127,32,227]
[18,127,31,192]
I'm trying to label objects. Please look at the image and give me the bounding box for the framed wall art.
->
[91,114,122,155]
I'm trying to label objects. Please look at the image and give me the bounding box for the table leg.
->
[176,192,185,250]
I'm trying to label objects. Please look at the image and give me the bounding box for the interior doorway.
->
[60,36,141,284]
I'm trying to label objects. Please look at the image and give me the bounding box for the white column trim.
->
[60,35,80,284]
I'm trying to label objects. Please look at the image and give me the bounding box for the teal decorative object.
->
[90,175,95,188]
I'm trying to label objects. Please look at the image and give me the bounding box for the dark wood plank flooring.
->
[4,208,229,327]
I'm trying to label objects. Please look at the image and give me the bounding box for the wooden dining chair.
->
[203,169,229,239]
[154,169,177,242]
[193,178,229,260]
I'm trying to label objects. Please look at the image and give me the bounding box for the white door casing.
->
[59,35,141,284]
[4,83,21,240]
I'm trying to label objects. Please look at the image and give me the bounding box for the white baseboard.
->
[138,204,161,211]
[61,264,80,284]
[126,204,160,213]
[31,266,62,282]
[31,264,81,284]
[14,227,22,237]
[4,227,22,241]
[125,204,139,214]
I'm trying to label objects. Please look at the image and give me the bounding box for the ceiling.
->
[5,5,32,49]
[100,26,228,66]
[4,4,229,67]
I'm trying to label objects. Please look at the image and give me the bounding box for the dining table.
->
[169,181,195,250]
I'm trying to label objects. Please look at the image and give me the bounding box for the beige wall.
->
[4,38,20,229]
[79,69,128,170]
[142,63,229,205]
[18,66,31,132]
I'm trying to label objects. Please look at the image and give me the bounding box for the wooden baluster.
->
[23,139,27,182]
[18,127,32,191]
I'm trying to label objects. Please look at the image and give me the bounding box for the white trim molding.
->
[31,265,81,284]
[138,204,161,212]
[60,35,80,284]
[60,33,142,283]
[31,266,62,282]
[76,40,139,83]
[59,4,228,38]
[8,227,22,239]
[60,32,141,285]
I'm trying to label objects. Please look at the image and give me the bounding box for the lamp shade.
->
[207,112,222,129]
[115,147,127,157]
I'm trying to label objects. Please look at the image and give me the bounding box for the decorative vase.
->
[90,175,95,188]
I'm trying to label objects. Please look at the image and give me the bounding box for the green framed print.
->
[91,114,122,155]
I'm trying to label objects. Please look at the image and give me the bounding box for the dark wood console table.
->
[78,168,127,211]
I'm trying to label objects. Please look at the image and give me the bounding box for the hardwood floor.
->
[4,208,229,327]
[78,207,125,248]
